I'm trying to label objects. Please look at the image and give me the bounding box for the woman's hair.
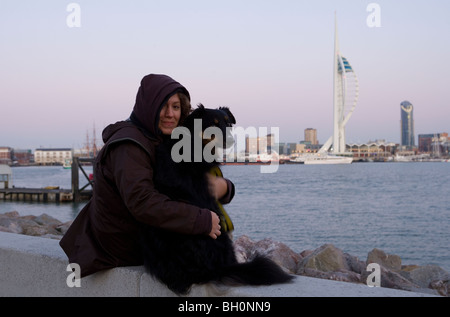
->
[178,92,192,125]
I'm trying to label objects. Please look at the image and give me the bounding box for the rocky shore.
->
[1,211,448,297]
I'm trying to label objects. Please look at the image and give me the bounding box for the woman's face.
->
[158,94,181,135]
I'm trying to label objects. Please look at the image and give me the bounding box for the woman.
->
[59,74,234,277]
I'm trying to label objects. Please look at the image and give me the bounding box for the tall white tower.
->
[320,13,359,154]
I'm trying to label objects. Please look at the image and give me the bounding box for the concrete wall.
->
[0,232,436,297]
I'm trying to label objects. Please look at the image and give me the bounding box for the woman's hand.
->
[208,211,221,239]
[207,174,228,200]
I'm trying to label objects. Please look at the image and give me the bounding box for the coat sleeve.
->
[218,178,235,205]
[105,142,212,235]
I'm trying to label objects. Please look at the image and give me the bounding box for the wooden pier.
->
[0,157,94,203]
[0,187,73,202]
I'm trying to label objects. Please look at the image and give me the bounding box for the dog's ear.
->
[183,104,206,128]
[219,107,236,124]
[188,103,206,119]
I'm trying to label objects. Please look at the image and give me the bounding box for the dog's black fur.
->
[139,104,293,295]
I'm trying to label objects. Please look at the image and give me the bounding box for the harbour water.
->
[1,163,449,272]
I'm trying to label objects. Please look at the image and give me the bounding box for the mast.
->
[92,123,98,158]
[333,12,342,154]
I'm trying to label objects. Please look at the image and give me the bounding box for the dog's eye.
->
[214,118,219,125]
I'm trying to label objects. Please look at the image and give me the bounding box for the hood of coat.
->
[129,74,190,139]
[101,120,134,144]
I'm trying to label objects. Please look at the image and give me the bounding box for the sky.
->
[1,0,449,150]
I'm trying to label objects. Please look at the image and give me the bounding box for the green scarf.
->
[209,166,234,232]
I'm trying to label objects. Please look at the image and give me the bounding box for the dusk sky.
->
[1,0,449,150]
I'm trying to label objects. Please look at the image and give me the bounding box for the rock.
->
[344,253,366,274]
[297,244,349,273]
[22,224,59,237]
[300,249,314,258]
[429,280,449,297]
[3,211,20,218]
[33,213,62,228]
[0,225,15,233]
[302,268,361,284]
[0,212,63,237]
[252,238,302,274]
[55,220,73,235]
[401,264,420,272]
[400,265,450,290]
[0,216,23,233]
[360,263,422,293]
[367,248,402,271]
[233,235,302,274]
[233,235,255,263]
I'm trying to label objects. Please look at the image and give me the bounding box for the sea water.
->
[1,163,449,271]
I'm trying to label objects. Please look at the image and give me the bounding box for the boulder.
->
[360,263,422,293]
[0,212,62,237]
[297,244,349,273]
[0,216,23,233]
[22,223,60,236]
[3,211,20,218]
[301,268,361,284]
[0,225,15,233]
[429,280,449,297]
[233,235,255,263]
[344,252,366,274]
[400,265,450,294]
[233,235,302,274]
[252,238,302,274]
[33,213,62,228]
[55,220,73,235]
[367,248,402,271]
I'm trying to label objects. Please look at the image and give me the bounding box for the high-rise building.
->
[304,128,318,145]
[400,101,415,148]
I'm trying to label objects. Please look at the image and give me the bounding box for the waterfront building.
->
[418,133,450,157]
[0,147,34,166]
[0,147,12,165]
[319,13,359,155]
[13,149,33,165]
[34,148,73,166]
[304,128,318,145]
[418,134,436,153]
[348,141,397,160]
[400,101,415,149]
[245,134,275,155]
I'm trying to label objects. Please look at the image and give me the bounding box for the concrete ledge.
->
[0,232,437,297]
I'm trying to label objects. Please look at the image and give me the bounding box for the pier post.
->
[71,157,94,202]
[71,157,80,202]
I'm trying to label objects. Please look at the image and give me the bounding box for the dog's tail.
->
[218,255,294,287]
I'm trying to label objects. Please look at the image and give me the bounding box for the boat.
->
[303,154,353,165]
[63,159,72,169]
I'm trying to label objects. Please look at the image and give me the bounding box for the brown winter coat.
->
[59,74,234,277]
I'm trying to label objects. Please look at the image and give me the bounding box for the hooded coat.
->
[59,74,234,277]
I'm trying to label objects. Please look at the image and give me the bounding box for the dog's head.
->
[182,104,236,150]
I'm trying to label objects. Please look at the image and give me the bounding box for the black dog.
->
[139,104,293,295]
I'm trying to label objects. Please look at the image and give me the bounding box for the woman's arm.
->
[207,174,235,204]
[107,142,214,235]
